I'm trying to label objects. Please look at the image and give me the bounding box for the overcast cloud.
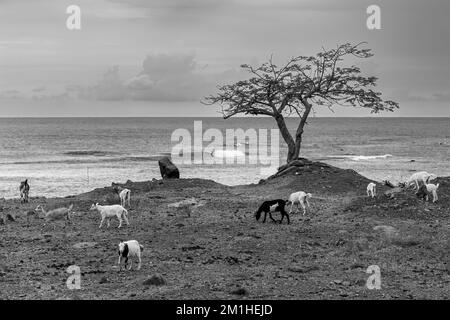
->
[0,0,449,116]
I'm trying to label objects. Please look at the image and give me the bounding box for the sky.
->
[0,0,449,117]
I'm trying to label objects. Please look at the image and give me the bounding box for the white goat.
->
[425,183,440,203]
[113,185,131,208]
[90,203,129,229]
[407,171,437,190]
[118,240,144,271]
[35,204,73,229]
[367,182,377,198]
[287,191,312,215]
[119,189,131,208]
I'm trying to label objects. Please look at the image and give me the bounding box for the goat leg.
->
[285,213,290,225]
[269,212,278,223]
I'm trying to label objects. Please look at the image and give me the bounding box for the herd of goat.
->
[255,171,440,225]
[7,170,440,271]
[17,181,138,270]
[366,171,440,203]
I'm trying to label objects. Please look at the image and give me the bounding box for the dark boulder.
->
[158,157,180,179]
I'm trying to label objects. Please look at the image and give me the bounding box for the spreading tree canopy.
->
[203,43,399,164]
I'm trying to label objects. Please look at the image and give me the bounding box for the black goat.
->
[19,179,30,203]
[255,199,290,225]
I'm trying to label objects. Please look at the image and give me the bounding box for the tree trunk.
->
[290,136,302,163]
[273,102,312,164]
[290,101,312,162]
[273,113,296,163]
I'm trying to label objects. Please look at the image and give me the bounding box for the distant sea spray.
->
[324,154,393,161]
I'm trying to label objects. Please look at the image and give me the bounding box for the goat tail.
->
[68,204,74,211]
[123,208,129,218]
[140,244,144,252]
[436,183,440,189]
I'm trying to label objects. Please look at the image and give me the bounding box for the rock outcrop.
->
[158,156,180,179]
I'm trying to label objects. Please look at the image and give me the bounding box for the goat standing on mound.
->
[19,179,30,203]
[113,185,131,208]
[255,199,290,225]
[118,240,143,271]
[407,171,437,191]
[90,203,129,229]
[417,183,440,203]
[425,183,439,203]
[367,182,377,198]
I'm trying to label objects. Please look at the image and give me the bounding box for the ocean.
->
[0,117,449,198]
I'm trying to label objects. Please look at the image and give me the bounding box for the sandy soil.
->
[0,162,449,300]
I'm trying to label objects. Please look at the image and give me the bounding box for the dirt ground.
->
[0,162,449,300]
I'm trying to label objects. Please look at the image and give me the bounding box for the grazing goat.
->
[255,199,290,224]
[367,182,377,198]
[35,204,73,229]
[90,203,129,229]
[407,171,437,191]
[19,179,30,203]
[113,185,131,208]
[118,240,144,271]
[287,191,312,215]
[425,183,439,203]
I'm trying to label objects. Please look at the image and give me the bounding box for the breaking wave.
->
[326,154,393,161]
[210,149,246,158]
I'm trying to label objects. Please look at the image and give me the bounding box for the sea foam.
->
[328,154,393,161]
[211,149,245,158]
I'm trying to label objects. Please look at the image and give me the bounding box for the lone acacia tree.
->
[203,43,399,164]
